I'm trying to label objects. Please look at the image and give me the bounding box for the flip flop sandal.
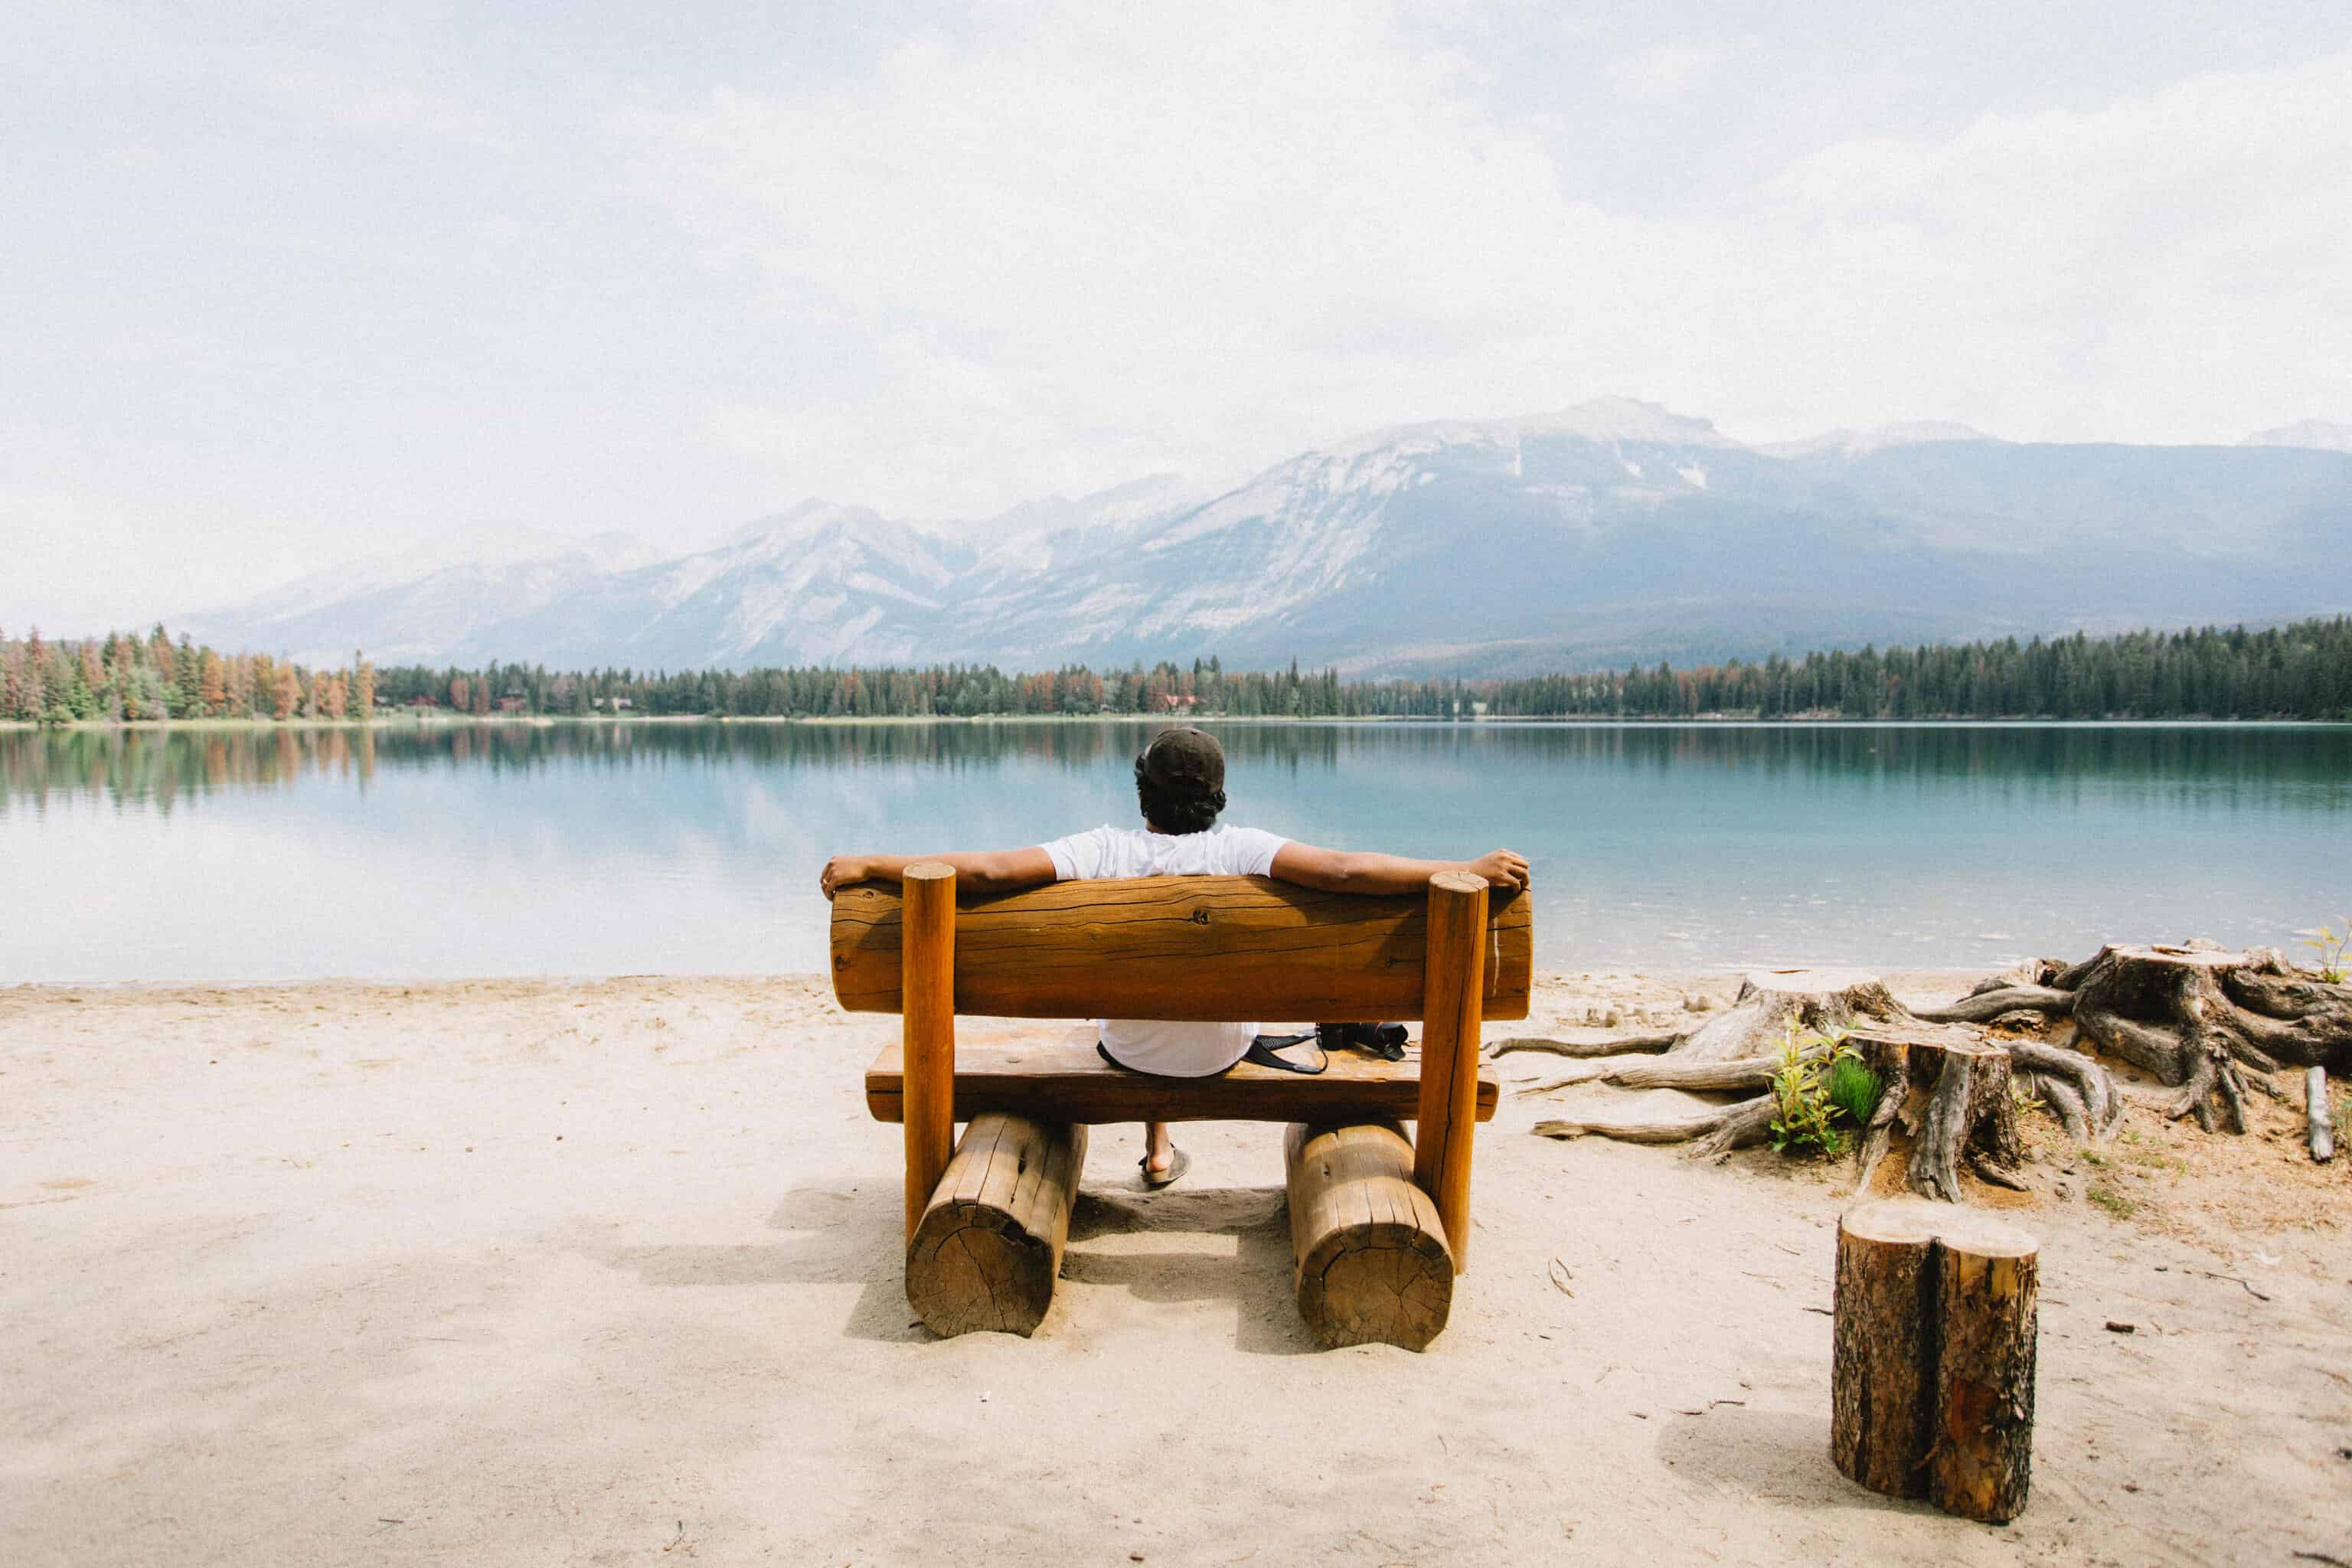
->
[1140,1147,1191,1190]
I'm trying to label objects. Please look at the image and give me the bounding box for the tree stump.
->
[905,1112,1087,1337]
[1832,1198,2038,1524]
[2037,944,2352,1131]
[1847,1027,2027,1201]
[1284,1121,1454,1351]
[1674,968,1905,1062]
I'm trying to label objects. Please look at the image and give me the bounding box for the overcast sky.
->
[6,1,2350,632]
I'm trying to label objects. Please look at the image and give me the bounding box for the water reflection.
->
[2,720,2348,984]
[9,720,2352,813]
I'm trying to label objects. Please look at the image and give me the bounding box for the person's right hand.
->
[1466,849,1530,891]
[818,855,871,901]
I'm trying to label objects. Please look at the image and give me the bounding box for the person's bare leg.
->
[1144,1121,1174,1177]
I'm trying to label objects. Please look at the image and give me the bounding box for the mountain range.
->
[179,400,2352,678]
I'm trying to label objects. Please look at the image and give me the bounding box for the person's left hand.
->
[819,855,870,900]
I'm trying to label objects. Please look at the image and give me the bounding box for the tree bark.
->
[1833,1198,2038,1524]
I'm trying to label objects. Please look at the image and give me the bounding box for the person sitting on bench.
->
[818,726,1529,1188]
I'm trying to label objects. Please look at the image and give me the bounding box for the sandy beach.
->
[3,971,2347,1566]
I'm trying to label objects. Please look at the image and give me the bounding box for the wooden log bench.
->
[831,866,1530,1347]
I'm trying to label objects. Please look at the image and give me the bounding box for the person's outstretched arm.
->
[820,848,1057,900]
[1269,842,1530,895]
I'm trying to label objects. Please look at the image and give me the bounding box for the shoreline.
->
[7,712,2350,733]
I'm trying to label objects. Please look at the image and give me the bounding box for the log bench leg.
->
[1285,1120,1455,1351]
[906,1112,1087,1338]
[1832,1197,2039,1523]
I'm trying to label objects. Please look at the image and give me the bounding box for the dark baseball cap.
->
[1138,726,1225,795]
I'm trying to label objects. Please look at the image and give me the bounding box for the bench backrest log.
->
[829,874,1532,1023]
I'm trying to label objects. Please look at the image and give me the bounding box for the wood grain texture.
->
[1284,1121,1454,1351]
[831,874,1530,1022]
[1412,871,1488,1274]
[905,1112,1087,1338]
[1831,1198,2039,1524]
[865,1031,1498,1125]
[900,863,956,1240]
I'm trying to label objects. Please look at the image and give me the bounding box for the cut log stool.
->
[1832,1198,2039,1523]
[1285,1121,1455,1350]
[905,1112,1087,1337]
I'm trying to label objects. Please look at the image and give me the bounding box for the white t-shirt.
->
[1040,822,1292,1077]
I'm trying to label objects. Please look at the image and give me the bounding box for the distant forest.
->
[3,616,2350,725]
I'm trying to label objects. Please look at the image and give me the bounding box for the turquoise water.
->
[2,720,2347,984]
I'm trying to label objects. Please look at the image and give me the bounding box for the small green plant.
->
[1827,1053,1886,1129]
[1769,1023,1857,1158]
[2086,1184,2138,1220]
[2298,917,2351,983]
[2010,1079,2044,1117]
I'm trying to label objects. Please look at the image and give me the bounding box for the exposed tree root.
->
[1533,1096,1767,1148]
[2035,943,2352,1133]
[2008,1038,2122,1135]
[1486,1031,1681,1060]
[1530,973,2029,1197]
[1912,985,2076,1024]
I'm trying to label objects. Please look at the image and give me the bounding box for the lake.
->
[3,720,2348,985]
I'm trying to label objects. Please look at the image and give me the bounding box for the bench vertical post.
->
[1413,870,1488,1273]
[901,862,958,1240]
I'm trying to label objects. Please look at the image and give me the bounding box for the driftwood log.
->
[1833,1198,2038,1524]
[1285,1121,1454,1351]
[905,1112,1087,1337]
[2311,1067,2337,1164]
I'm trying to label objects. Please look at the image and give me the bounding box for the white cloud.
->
[270,70,514,152]
[1604,42,1721,100]
[627,5,2352,520]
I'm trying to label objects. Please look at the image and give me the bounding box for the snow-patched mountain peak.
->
[1762,420,2004,459]
[1321,397,1746,466]
[2240,420,2352,454]
[172,401,2352,677]
[1524,396,1749,449]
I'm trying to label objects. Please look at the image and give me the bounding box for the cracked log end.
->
[1285,1120,1455,1350]
[906,1112,1087,1338]
[1833,1198,2038,1524]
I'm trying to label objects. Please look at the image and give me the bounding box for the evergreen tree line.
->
[0,626,374,725]
[5,617,2350,726]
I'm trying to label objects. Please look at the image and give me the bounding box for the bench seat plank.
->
[864,1028,1499,1126]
